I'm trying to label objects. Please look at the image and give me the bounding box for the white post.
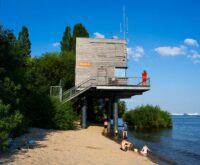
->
[59,79,63,101]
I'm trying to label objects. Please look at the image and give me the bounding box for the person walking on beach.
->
[140,144,150,156]
[122,122,128,139]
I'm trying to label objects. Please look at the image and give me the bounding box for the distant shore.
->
[0,126,156,165]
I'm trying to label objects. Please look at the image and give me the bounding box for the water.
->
[125,116,200,165]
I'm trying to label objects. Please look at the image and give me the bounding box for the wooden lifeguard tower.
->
[53,37,150,133]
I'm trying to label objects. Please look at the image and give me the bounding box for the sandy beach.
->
[0,126,156,165]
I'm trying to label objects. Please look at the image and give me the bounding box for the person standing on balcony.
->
[142,70,148,86]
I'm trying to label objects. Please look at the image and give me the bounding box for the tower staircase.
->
[50,77,96,103]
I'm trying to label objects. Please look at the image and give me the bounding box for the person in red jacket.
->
[142,70,148,86]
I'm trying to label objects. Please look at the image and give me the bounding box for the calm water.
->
[126,116,200,165]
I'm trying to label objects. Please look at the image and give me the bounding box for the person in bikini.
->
[120,138,133,151]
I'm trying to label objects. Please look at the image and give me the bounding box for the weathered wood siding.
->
[75,38,127,86]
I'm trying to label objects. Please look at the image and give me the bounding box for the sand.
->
[0,126,156,165]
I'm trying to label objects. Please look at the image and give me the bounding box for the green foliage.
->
[50,97,77,130]
[0,23,88,149]
[25,51,75,95]
[23,95,77,130]
[0,100,23,150]
[118,101,127,117]
[27,53,62,93]
[60,51,75,88]
[22,93,54,128]
[0,77,21,105]
[18,26,31,58]
[61,26,72,52]
[0,26,24,78]
[123,105,172,130]
[71,23,89,50]
[60,23,89,52]
[0,26,27,149]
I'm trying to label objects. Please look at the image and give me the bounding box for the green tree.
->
[24,51,75,94]
[0,26,24,149]
[24,53,61,94]
[123,105,172,130]
[71,23,89,50]
[60,51,75,89]
[0,101,23,150]
[18,26,31,58]
[60,26,72,52]
[118,101,127,117]
[51,97,77,130]
[0,26,22,78]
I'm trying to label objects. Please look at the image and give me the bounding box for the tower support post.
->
[81,97,87,128]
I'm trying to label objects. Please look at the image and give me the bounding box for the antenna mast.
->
[122,5,128,40]
[120,4,129,77]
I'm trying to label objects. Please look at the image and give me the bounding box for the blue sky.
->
[1,0,200,113]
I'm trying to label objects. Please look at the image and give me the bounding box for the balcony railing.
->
[105,77,150,86]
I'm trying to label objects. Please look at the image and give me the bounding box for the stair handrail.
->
[62,80,95,103]
[63,76,96,96]
[62,76,96,102]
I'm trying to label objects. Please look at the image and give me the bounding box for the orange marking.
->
[79,62,92,67]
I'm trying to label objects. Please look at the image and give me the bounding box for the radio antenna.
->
[121,5,128,40]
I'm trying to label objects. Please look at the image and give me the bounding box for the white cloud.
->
[94,32,105,39]
[112,36,118,39]
[191,54,200,59]
[52,42,60,47]
[127,46,144,61]
[154,46,186,56]
[188,52,200,63]
[184,38,199,47]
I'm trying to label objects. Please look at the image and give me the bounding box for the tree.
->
[0,101,22,150]
[123,105,172,130]
[18,26,31,58]
[71,23,89,50]
[60,51,75,88]
[118,101,127,117]
[60,26,72,52]
[0,26,24,149]
[25,51,75,94]
[0,26,20,77]
[25,53,61,94]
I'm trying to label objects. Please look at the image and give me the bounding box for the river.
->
[124,116,200,165]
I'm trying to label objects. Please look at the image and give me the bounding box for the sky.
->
[1,0,200,114]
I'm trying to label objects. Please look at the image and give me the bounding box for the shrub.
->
[23,95,77,130]
[123,105,172,130]
[22,92,54,128]
[0,100,23,150]
[50,97,78,130]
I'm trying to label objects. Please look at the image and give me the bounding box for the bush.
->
[50,97,77,130]
[0,100,23,150]
[23,95,77,130]
[22,93,54,129]
[123,105,172,130]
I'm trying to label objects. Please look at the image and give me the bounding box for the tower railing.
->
[62,77,96,103]
[50,76,150,103]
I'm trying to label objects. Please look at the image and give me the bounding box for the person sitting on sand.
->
[120,139,133,151]
[140,144,150,156]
